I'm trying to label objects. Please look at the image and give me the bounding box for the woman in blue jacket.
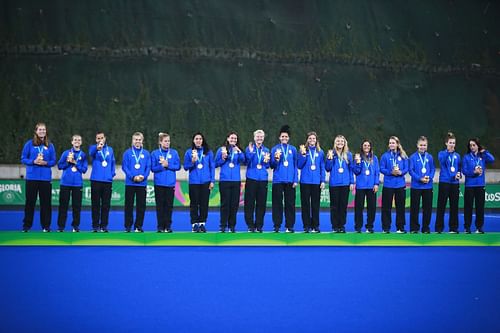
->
[409,136,435,233]
[151,132,181,233]
[462,138,495,233]
[380,136,409,233]
[21,122,56,232]
[352,140,379,233]
[183,132,215,233]
[298,131,325,233]
[122,132,151,233]
[325,135,354,233]
[215,131,245,233]
[244,129,271,233]
[56,134,88,232]
[270,125,298,233]
[435,132,461,233]
[89,131,116,232]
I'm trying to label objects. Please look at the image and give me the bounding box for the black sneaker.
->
[57,229,64,233]
[165,229,173,233]
[229,228,236,233]
[42,228,51,233]
[436,231,442,234]
[134,228,144,233]
[72,228,80,233]
[285,228,295,233]
[273,227,280,233]
[22,229,29,233]
[475,229,485,234]
[199,224,207,233]
[354,229,361,233]
[338,228,346,234]
[312,228,321,233]
[382,230,390,234]
[100,229,109,233]
[157,230,163,233]
[410,230,419,234]
[92,229,99,233]
[465,228,471,234]
[192,223,199,233]
[248,228,255,233]
[256,228,263,233]
[303,228,310,233]
[366,229,374,234]
[125,228,131,233]
[422,230,431,234]
[219,227,225,233]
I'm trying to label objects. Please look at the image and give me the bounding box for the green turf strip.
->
[0,232,498,246]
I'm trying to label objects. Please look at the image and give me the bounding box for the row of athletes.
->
[21,123,495,234]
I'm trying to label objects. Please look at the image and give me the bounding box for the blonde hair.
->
[389,136,408,159]
[304,131,321,152]
[333,135,349,162]
[158,132,170,144]
[131,131,144,144]
[71,134,82,141]
[253,129,265,138]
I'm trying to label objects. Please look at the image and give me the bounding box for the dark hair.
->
[359,139,373,161]
[32,122,49,147]
[223,131,241,151]
[191,132,210,151]
[445,131,455,142]
[467,137,483,154]
[279,125,291,137]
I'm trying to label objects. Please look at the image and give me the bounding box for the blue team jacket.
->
[151,148,181,187]
[297,147,325,185]
[58,148,88,187]
[183,148,215,184]
[122,147,151,187]
[380,150,408,189]
[462,151,495,187]
[352,155,380,189]
[89,144,116,183]
[245,144,270,182]
[409,151,435,190]
[325,151,354,187]
[270,143,298,184]
[215,146,245,182]
[21,140,56,181]
[437,150,461,184]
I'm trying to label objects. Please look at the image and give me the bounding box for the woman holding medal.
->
[183,132,215,233]
[122,132,151,233]
[462,138,495,233]
[270,125,298,233]
[56,134,88,232]
[215,131,245,232]
[435,132,461,233]
[409,136,436,234]
[325,135,354,233]
[21,122,56,232]
[151,132,181,233]
[244,129,271,233]
[297,131,325,233]
[89,131,116,232]
[352,140,380,233]
[380,136,409,233]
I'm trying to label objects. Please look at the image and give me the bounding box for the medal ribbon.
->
[308,147,316,166]
[418,152,427,170]
[131,147,143,166]
[99,146,108,163]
